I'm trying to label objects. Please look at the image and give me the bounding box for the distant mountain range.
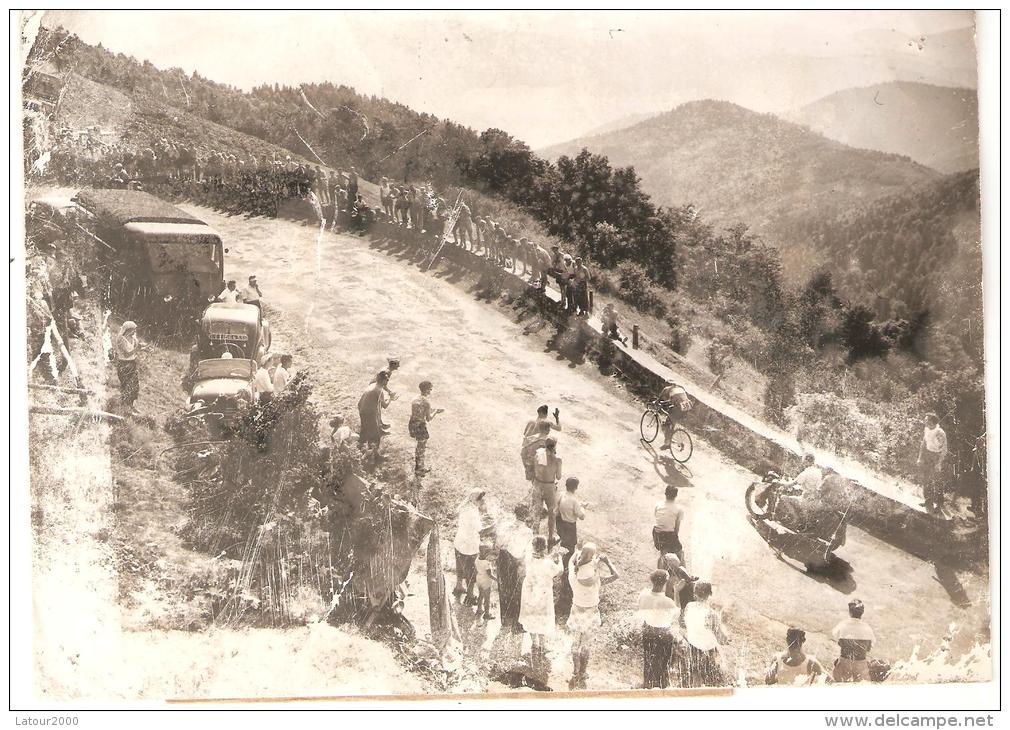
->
[539,99,941,279]
[786,81,979,173]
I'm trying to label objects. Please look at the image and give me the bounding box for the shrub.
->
[616,261,668,319]
[665,313,693,356]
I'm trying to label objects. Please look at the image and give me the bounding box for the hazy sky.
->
[41,10,977,149]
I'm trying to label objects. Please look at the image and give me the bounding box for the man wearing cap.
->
[532,438,563,546]
[831,600,875,682]
[240,275,263,310]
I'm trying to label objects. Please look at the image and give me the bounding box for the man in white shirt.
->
[831,599,876,682]
[252,363,273,404]
[240,275,263,310]
[638,569,679,689]
[217,280,240,304]
[272,355,292,393]
[917,413,949,514]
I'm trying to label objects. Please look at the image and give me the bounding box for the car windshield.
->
[194,358,253,380]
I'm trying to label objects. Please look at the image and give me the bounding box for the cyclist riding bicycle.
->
[657,378,691,450]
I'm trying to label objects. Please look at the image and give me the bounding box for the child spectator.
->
[474,542,497,620]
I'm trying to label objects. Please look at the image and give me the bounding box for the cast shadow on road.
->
[639,440,694,490]
[932,560,973,608]
[775,553,859,595]
[366,233,431,267]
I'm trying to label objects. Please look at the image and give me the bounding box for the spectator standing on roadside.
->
[520,536,565,675]
[454,201,473,249]
[272,354,292,393]
[566,542,620,690]
[556,476,587,618]
[453,489,487,606]
[532,438,563,546]
[114,321,142,413]
[497,503,533,633]
[357,370,390,453]
[372,357,400,431]
[253,362,274,404]
[653,485,686,566]
[638,569,679,689]
[916,413,949,515]
[573,257,591,315]
[520,405,561,482]
[347,166,359,203]
[681,582,730,687]
[408,380,443,476]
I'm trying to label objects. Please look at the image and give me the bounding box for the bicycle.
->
[640,399,693,463]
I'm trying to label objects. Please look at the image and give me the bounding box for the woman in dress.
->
[680,581,731,688]
[496,503,533,633]
[519,535,563,670]
[114,321,141,412]
[357,371,390,453]
[566,542,620,689]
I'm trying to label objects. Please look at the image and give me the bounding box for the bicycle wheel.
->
[640,409,661,443]
[669,427,693,463]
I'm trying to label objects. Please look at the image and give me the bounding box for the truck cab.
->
[72,188,225,317]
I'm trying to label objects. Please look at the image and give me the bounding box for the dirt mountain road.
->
[183,204,990,688]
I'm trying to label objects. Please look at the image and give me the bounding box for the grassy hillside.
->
[538,100,940,277]
[57,72,316,165]
[786,81,979,173]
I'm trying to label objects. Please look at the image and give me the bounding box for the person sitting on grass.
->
[765,627,826,686]
[600,303,629,344]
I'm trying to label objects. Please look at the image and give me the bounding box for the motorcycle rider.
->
[768,453,823,531]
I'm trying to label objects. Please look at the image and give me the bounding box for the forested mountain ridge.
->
[538,99,941,277]
[780,169,983,367]
[786,81,979,174]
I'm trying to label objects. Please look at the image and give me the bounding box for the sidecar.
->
[745,479,847,571]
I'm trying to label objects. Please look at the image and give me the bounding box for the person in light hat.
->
[831,599,875,682]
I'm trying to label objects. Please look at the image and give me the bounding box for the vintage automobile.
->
[191,302,272,365]
[72,188,225,318]
[186,357,256,437]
